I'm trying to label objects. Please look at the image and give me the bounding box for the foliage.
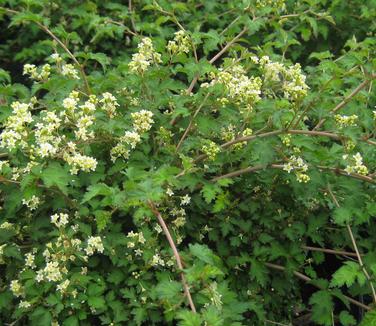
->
[0,0,375,325]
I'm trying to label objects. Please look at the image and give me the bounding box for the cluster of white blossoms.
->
[23,63,51,81]
[151,252,165,267]
[129,37,162,74]
[202,62,262,113]
[258,56,309,102]
[51,212,69,228]
[34,111,62,158]
[0,101,33,150]
[335,114,358,128]
[22,195,41,211]
[10,280,24,297]
[85,236,104,256]
[63,148,98,175]
[126,231,146,258]
[283,155,310,183]
[167,30,191,55]
[24,252,36,269]
[100,92,119,118]
[61,63,79,79]
[255,0,285,10]
[221,125,253,149]
[343,153,369,175]
[202,140,221,161]
[110,110,154,162]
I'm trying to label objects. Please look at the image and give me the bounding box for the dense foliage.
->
[0,0,375,325]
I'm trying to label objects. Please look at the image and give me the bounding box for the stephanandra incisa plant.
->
[0,0,375,325]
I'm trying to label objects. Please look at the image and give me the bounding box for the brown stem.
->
[128,0,137,34]
[211,163,375,184]
[0,6,91,94]
[301,245,358,258]
[327,186,376,304]
[175,93,211,151]
[147,200,197,313]
[170,26,249,126]
[194,129,374,164]
[313,76,375,130]
[35,22,91,94]
[264,262,371,311]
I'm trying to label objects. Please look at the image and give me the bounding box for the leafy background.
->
[0,0,375,325]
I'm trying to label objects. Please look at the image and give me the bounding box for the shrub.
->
[0,0,375,325]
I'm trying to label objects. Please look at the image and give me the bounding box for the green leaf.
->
[41,162,72,195]
[94,210,112,231]
[333,206,352,225]
[360,310,376,326]
[339,311,356,326]
[177,310,202,326]
[30,307,52,325]
[309,290,333,325]
[88,296,106,309]
[189,243,221,266]
[155,280,182,300]
[63,316,79,326]
[82,183,113,203]
[330,261,365,288]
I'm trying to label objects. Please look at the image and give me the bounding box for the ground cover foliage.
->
[0,0,375,325]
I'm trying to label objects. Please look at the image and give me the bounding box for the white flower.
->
[85,236,104,256]
[22,195,41,210]
[61,64,79,79]
[51,213,69,228]
[19,300,31,309]
[129,37,162,74]
[166,188,174,196]
[180,194,191,206]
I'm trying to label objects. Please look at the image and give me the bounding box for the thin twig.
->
[211,163,375,184]
[327,186,376,304]
[193,129,374,164]
[0,6,91,94]
[301,245,358,258]
[265,262,371,311]
[170,26,249,126]
[147,200,197,313]
[313,75,375,130]
[175,93,211,151]
[128,0,137,34]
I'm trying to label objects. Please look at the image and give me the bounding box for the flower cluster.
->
[23,63,51,81]
[203,63,262,113]
[202,141,221,161]
[100,92,119,118]
[343,153,369,175]
[22,195,41,211]
[283,155,310,183]
[255,0,285,10]
[10,280,23,297]
[51,212,69,228]
[167,30,191,55]
[0,101,33,150]
[61,63,79,79]
[85,236,104,256]
[335,114,358,128]
[34,111,62,158]
[129,37,162,74]
[63,148,98,175]
[110,110,154,162]
[259,56,309,102]
[221,125,253,149]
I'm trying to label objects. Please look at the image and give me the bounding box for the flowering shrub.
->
[0,0,375,325]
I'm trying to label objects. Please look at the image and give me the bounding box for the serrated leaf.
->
[41,162,72,195]
[309,290,333,325]
[331,261,365,288]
